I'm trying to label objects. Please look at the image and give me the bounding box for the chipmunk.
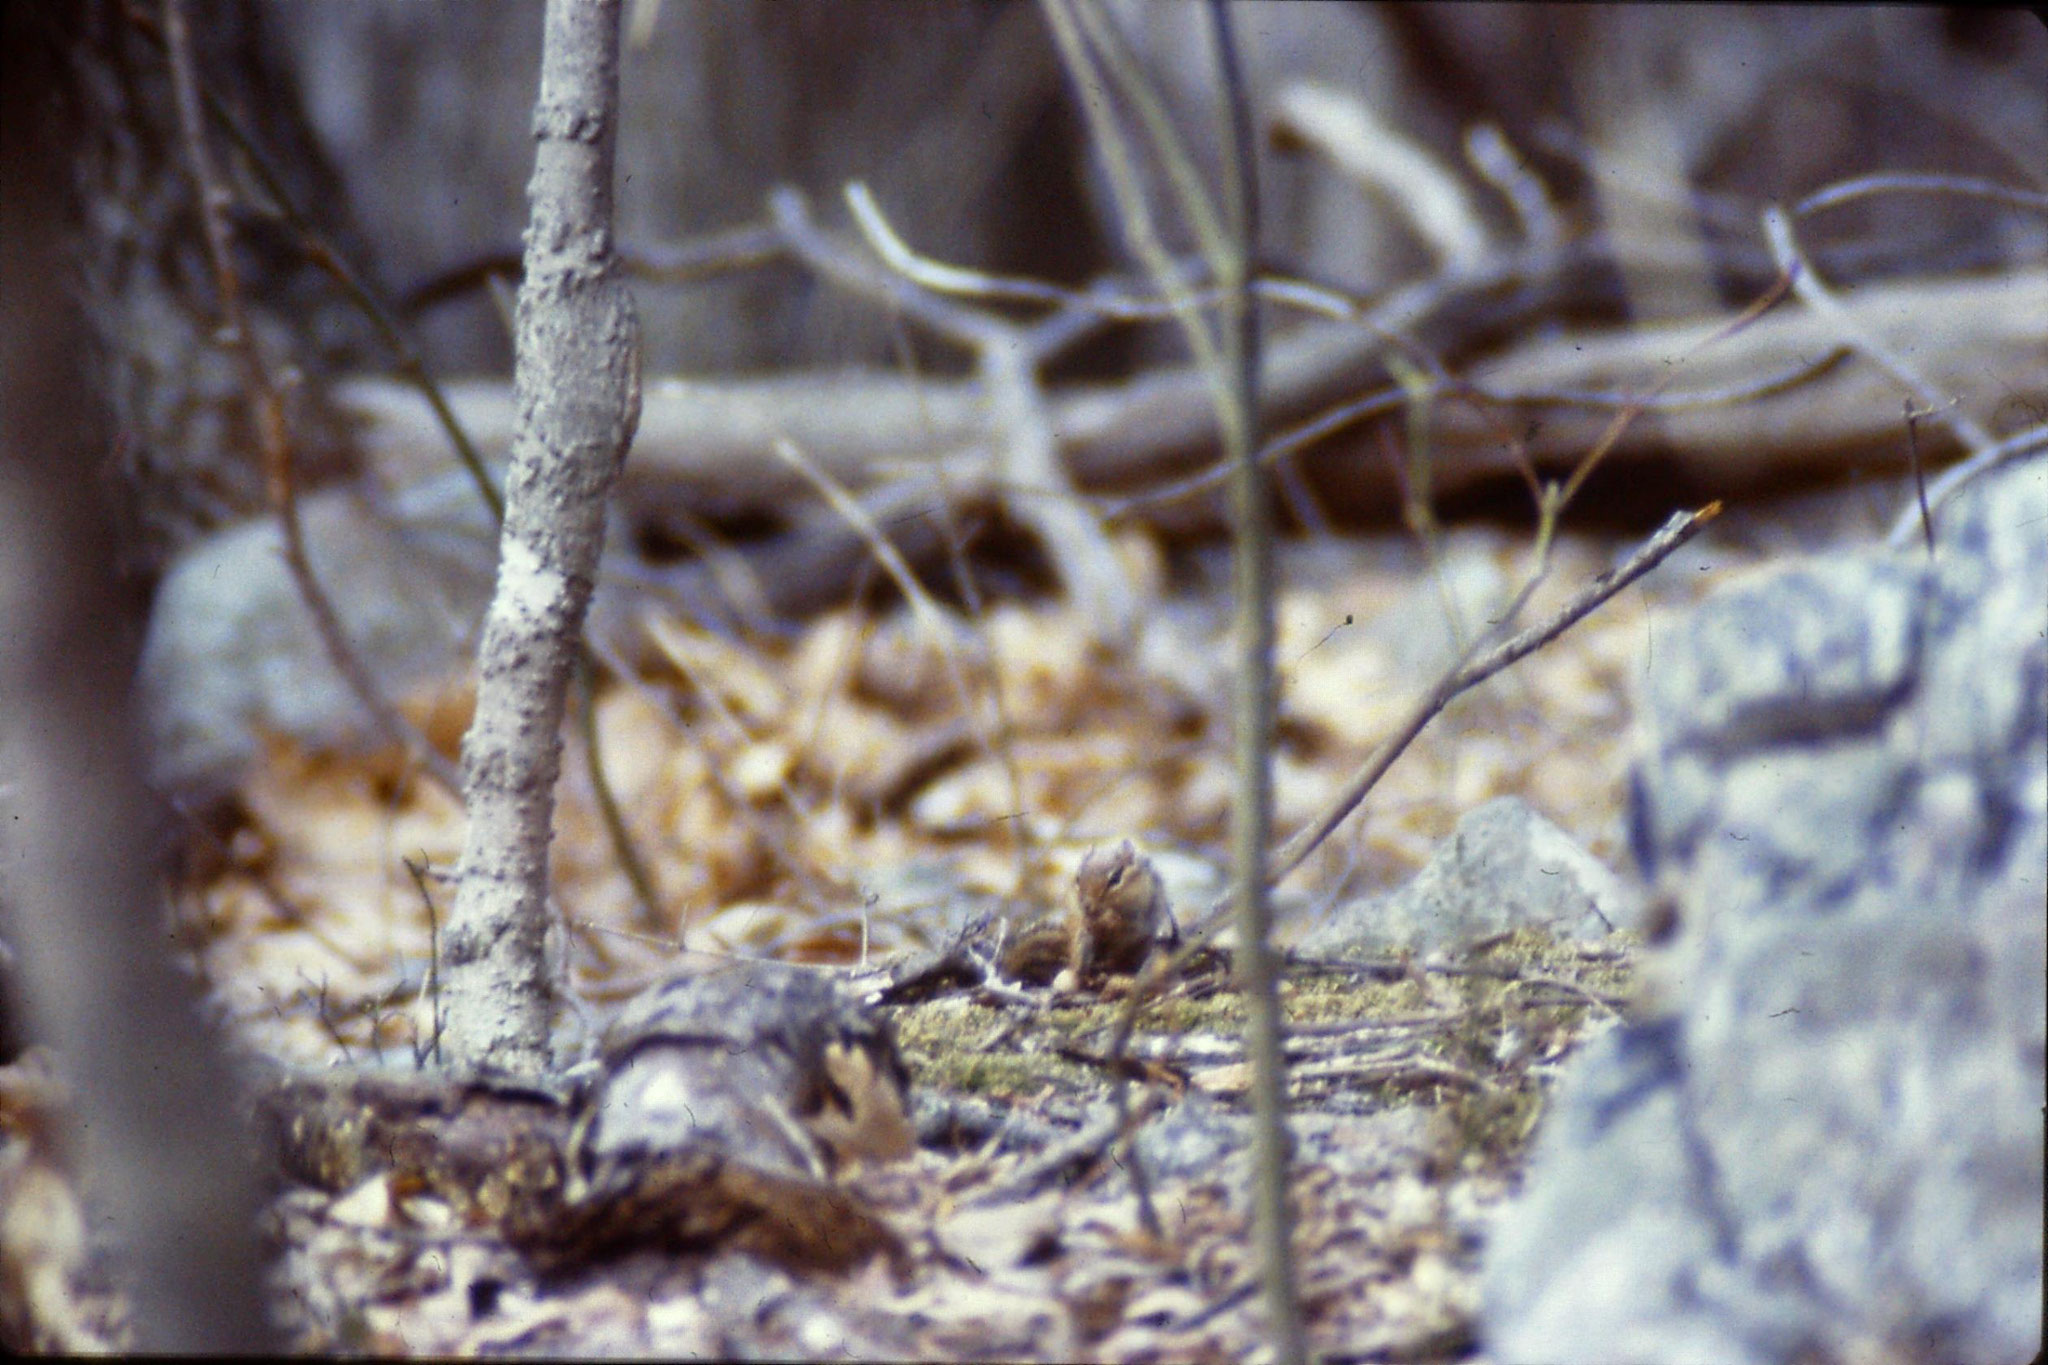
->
[999,840,1179,989]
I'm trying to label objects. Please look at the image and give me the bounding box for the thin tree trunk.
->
[0,6,275,1347]
[440,0,641,1074]
[1206,4,1304,1358]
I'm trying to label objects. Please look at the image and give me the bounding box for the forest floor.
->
[137,469,1921,1357]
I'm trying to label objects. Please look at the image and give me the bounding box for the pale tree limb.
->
[339,260,2045,524]
[1463,122,1562,256]
[1792,172,2048,217]
[768,185,1139,640]
[1271,80,1493,272]
[441,0,641,1075]
[1762,204,1998,457]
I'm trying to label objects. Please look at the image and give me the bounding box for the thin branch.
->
[1762,204,1997,458]
[1792,171,2048,218]
[774,184,1140,638]
[624,222,787,282]
[401,855,446,1068]
[768,439,1029,857]
[1904,400,1936,557]
[1885,420,2048,549]
[162,0,460,800]
[850,178,1285,332]
[769,187,1009,352]
[125,3,504,526]
[1272,79,1492,271]
[1464,123,1561,255]
[1040,0,1229,410]
[1266,501,1720,893]
[845,181,1082,311]
[574,654,665,930]
[1206,2,1306,1359]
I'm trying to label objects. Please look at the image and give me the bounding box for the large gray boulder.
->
[1483,460,2046,1364]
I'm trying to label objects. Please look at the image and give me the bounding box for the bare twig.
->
[626,222,787,282]
[124,2,504,526]
[162,0,459,800]
[1266,501,1719,894]
[1904,400,1936,557]
[769,438,1027,857]
[1464,123,1561,255]
[1042,0,1227,400]
[1885,421,2048,548]
[1792,171,2048,218]
[400,856,446,1067]
[1763,203,1997,458]
[771,186,1139,639]
[845,181,1086,312]
[573,654,665,930]
[1272,80,1492,271]
[1206,5,1305,1360]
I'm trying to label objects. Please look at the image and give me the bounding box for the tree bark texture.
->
[442,0,641,1075]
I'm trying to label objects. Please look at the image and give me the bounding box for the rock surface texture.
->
[1483,461,2047,1364]
[1296,795,1644,957]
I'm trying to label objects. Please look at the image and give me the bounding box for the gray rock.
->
[1484,460,2047,1365]
[135,472,654,801]
[1298,796,1643,957]
[1366,533,1512,682]
[136,475,497,799]
[1134,1090,1247,1182]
